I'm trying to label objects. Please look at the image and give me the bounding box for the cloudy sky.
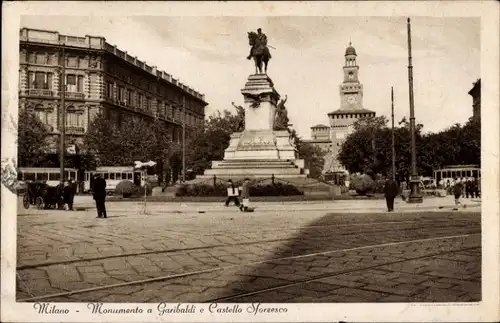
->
[20,14,480,138]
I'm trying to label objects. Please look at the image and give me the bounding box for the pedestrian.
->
[464,178,470,198]
[92,173,107,218]
[225,179,240,207]
[452,178,463,206]
[62,179,74,211]
[239,178,251,212]
[384,174,399,212]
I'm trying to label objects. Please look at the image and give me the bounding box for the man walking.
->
[225,179,240,207]
[239,178,251,212]
[92,173,107,218]
[384,174,400,212]
[453,178,464,206]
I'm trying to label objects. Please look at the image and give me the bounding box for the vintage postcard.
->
[1,1,499,322]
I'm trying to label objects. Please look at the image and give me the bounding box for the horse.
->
[248,32,271,75]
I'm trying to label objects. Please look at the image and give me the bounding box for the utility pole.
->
[406,18,423,203]
[391,87,396,181]
[182,96,186,183]
[59,45,66,183]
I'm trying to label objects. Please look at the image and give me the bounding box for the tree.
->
[338,115,481,178]
[83,113,176,169]
[17,109,50,167]
[185,105,245,175]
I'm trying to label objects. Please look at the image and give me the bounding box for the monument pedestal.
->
[196,74,308,181]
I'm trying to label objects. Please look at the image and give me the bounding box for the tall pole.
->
[59,45,66,183]
[391,87,396,181]
[407,18,423,203]
[182,96,186,183]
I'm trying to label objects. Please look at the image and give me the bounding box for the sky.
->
[20,15,480,139]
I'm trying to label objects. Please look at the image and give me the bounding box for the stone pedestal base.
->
[195,73,309,181]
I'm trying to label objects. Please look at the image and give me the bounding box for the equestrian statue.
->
[247,28,272,74]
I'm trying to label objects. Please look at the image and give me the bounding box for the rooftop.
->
[19,27,206,102]
[311,124,329,128]
[328,108,376,116]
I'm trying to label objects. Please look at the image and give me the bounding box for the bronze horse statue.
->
[247,31,271,74]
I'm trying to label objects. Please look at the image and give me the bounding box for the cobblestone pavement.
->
[16,196,481,303]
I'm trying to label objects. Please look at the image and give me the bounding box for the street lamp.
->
[406,18,423,203]
[59,44,66,183]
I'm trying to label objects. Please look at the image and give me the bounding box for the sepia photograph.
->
[2,1,499,322]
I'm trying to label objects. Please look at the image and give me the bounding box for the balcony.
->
[66,126,85,134]
[64,92,85,100]
[27,89,54,97]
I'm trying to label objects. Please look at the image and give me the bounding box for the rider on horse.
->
[247,28,272,74]
[247,28,272,60]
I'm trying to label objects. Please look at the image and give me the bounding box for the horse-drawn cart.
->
[23,181,64,210]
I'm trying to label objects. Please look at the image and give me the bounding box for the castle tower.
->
[327,43,376,173]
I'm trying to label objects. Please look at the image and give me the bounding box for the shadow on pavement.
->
[209,211,480,303]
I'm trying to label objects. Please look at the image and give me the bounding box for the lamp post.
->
[391,86,396,181]
[407,18,423,203]
[59,45,66,183]
[182,96,186,183]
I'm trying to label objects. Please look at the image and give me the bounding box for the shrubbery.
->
[177,182,304,197]
[115,180,152,198]
[351,174,375,195]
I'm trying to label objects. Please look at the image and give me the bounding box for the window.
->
[127,173,133,180]
[109,173,115,180]
[77,75,84,92]
[66,107,83,127]
[66,74,77,92]
[30,72,53,89]
[171,106,175,119]
[157,100,162,116]
[106,82,114,98]
[127,89,133,106]
[121,173,127,180]
[146,98,151,112]
[34,104,49,125]
[35,53,47,65]
[118,86,125,102]
[137,93,143,109]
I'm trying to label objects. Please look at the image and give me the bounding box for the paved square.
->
[16,196,481,303]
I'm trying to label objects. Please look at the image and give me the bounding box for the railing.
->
[65,92,85,100]
[66,126,85,134]
[27,89,54,97]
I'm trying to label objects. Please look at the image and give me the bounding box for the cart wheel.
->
[35,197,44,210]
[23,195,30,209]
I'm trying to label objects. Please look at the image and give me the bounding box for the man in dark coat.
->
[384,174,400,212]
[92,174,107,218]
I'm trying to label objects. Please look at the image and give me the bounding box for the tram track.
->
[17,233,480,302]
[17,219,478,270]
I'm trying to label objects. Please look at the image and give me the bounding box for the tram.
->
[433,165,481,187]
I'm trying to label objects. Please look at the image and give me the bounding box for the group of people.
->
[225,178,252,212]
[383,174,482,212]
[56,179,77,211]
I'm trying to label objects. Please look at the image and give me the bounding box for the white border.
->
[2,1,499,322]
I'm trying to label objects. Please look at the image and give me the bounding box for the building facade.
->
[468,78,480,121]
[19,27,208,165]
[306,43,376,177]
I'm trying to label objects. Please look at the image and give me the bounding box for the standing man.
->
[384,174,400,212]
[92,173,107,218]
[239,178,251,212]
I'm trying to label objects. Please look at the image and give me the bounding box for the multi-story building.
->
[19,27,208,165]
[306,43,376,178]
[468,78,481,121]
